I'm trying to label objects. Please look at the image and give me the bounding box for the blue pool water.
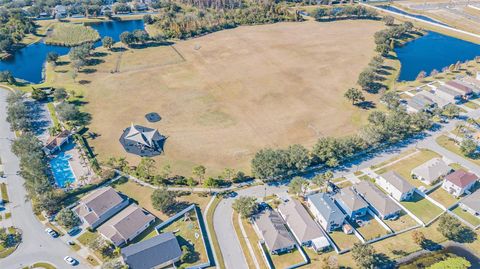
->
[395,31,480,81]
[377,5,449,27]
[0,19,145,83]
[50,151,76,188]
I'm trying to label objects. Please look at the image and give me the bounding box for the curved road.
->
[0,88,89,269]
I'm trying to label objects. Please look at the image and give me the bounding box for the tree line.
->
[0,8,35,57]
[252,104,432,180]
[6,92,64,214]
[145,1,300,39]
[312,5,379,21]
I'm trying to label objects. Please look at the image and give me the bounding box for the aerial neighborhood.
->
[1,0,480,268]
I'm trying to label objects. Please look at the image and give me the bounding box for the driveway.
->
[0,88,90,269]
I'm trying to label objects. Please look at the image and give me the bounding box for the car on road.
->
[45,228,58,238]
[64,256,77,265]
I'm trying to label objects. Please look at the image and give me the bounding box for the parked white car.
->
[64,256,77,265]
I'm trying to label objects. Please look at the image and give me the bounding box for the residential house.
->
[100,5,112,15]
[406,93,435,113]
[252,209,296,255]
[121,232,182,269]
[98,204,155,246]
[43,130,71,155]
[420,90,451,109]
[435,85,463,103]
[353,181,402,220]
[445,80,473,99]
[461,76,480,94]
[459,191,480,219]
[442,170,478,197]
[411,158,452,185]
[53,5,67,18]
[377,171,416,201]
[307,193,345,232]
[278,200,330,251]
[73,186,129,228]
[333,187,369,220]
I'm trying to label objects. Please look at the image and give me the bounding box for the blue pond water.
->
[0,19,145,83]
[50,151,76,188]
[377,5,449,26]
[395,31,480,81]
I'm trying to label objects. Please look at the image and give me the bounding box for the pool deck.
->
[52,142,93,188]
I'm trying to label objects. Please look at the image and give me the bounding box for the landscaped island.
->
[45,23,100,47]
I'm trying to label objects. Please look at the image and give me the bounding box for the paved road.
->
[0,88,89,269]
[213,185,289,269]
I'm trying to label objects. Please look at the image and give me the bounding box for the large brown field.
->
[83,20,385,176]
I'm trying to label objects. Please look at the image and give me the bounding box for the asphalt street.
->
[0,88,90,269]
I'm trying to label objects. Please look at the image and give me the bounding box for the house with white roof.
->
[411,158,452,185]
[377,171,416,201]
[442,170,478,197]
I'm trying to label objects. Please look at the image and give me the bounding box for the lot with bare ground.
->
[76,20,386,176]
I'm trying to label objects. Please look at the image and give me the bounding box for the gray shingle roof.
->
[334,187,368,213]
[308,193,345,225]
[411,158,451,184]
[278,200,325,244]
[74,187,126,226]
[98,204,155,246]
[381,171,415,193]
[461,191,480,213]
[437,85,463,97]
[121,232,182,269]
[353,181,401,217]
[253,209,295,252]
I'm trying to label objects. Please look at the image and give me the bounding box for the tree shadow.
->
[111,47,128,53]
[358,101,376,110]
[86,58,105,66]
[421,239,442,251]
[129,41,175,49]
[79,68,97,74]
[454,227,477,243]
[56,61,70,66]
[79,80,91,85]
[376,69,392,76]
[381,65,396,71]
[373,253,396,269]
[166,201,191,216]
[92,51,108,58]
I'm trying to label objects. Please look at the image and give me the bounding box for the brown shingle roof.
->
[253,209,295,252]
[445,170,478,188]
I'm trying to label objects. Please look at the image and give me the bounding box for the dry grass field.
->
[81,20,385,176]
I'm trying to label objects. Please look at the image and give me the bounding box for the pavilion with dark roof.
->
[119,123,166,157]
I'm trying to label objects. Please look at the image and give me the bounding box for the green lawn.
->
[47,102,60,126]
[384,211,419,232]
[376,149,439,188]
[1,183,9,203]
[31,262,56,269]
[436,135,480,166]
[401,192,443,223]
[329,230,360,250]
[336,181,353,188]
[268,247,305,269]
[352,213,389,241]
[451,205,480,227]
[428,187,459,208]
[128,218,161,245]
[45,23,100,46]
[371,148,418,170]
[77,230,99,246]
[464,101,480,109]
[159,208,208,268]
[206,196,226,269]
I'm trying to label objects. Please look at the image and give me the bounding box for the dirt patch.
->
[84,20,385,176]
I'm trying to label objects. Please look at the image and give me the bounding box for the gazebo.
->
[119,124,166,157]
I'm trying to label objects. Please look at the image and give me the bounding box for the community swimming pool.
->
[50,151,76,188]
